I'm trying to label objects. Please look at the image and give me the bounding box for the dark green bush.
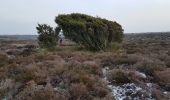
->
[55,13,123,51]
[36,24,60,49]
[0,54,8,67]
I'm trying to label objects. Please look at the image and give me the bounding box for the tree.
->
[36,24,60,49]
[55,13,124,51]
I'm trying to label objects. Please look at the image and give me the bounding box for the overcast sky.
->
[0,0,170,35]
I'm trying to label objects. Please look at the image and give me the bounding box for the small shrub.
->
[69,83,88,100]
[80,74,96,88]
[165,56,170,68]
[114,56,131,65]
[101,56,114,67]
[83,61,102,75]
[15,72,34,82]
[167,50,170,56]
[166,62,170,68]
[11,64,39,83]
[101,54,137,68]
[106,43,122,52]
[127,54,141,65]
[152,89,164,100]
[36,24,60,50]
[137,62,164,76]
[128,71,147,83]
[0,54,9,67]
[0,79,14,99]
[93,86,109,98]
[153,70,170,91]
[14,81,57,100]
[107,69,130,85]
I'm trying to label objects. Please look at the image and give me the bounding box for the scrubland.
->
[0,33,170,100]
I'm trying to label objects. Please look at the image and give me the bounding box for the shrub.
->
[36,24,60,50]
[80,74,96,88]
[167,50,170,56]
[165,57,170,68]
[13,67,36,82]
[19,48,36,56]
[101,54,137,68]
[14,81,57,100]
[107,69,130,85]
[55,13,123,51]
[137,62,164,76]
[83,61,102,75]
[93,86,109,98]
[152,89,164,100]
[0,79,14,99]
[166,61,170,68]
[113,55,132,65]
[153,70,170,91]
[8,63,40,83]
[0,54,9,67]
[69,83,88,100]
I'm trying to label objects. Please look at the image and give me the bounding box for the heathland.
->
[0,32,170,100]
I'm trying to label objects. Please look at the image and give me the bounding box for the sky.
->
[0,0,170,35]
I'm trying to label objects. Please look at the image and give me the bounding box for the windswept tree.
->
[55,13,123,51]
[36,24,60,49]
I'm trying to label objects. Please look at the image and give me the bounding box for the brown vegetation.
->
[1,33,170,99]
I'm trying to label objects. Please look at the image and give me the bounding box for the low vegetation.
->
[0,53,9,67]
[1,19,170,99]
[107,69,130,85]
[137,61,165,76]
[153,69,170,91]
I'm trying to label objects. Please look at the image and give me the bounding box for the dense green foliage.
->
[36,24,60,49]
[55,13,123,51]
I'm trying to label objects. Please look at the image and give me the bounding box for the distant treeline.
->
[0,35,38,41]
[124,32,170,41]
